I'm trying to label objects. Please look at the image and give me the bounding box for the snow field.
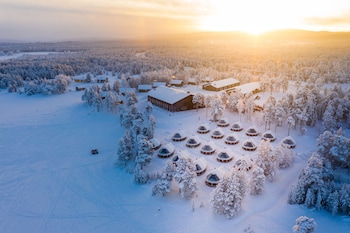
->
[1,86,350,232]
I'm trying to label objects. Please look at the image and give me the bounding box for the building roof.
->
[152,81,166,88]
[148,86,192,104]
[234,82,260,95]
[170,79,183,85]
[138,84,153,91]
[209,78,240,89]
[96,76,108,81]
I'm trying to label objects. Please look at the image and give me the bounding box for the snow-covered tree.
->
[237,98,245,121]
[254,140,277,182]
[249,166,265,195]
[322,102,337,132]
[173,155,198,199]
[152,161,175,196]
[113,80,121,94]
[101,82,111,91]
[338,184,350,214]
[326,190,340,215]
[209,97,225,121]
[192,93,205,110]
[143,115,155,140]
[317,129,350,168]
[144,101,153,118]
[134,163,149,184]
[228,91,240,112]
[245,97,255,122]
[288,153,333,206]
[135,135,153,169]
[81,85,103,111]
[104,91,119,113]
[116,129,133,166]
[274,144,294,169]
[211,169,246,218]
[287,116,295,136]
[275,101,286,127]
[125,91,138,107]
[293,216,317,233]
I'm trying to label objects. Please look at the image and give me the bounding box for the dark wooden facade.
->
[148,94,194,112]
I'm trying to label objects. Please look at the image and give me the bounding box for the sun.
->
[197,1,296,35]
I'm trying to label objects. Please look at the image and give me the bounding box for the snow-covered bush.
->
[293,216,316,233]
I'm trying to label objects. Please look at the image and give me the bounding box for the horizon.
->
[1,0,350,42]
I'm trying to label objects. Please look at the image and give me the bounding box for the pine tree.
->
[211,169,246,218]
[135,135,153,169]
[113,80,121,94]
[116,129,133,166]
[326,191,339,215]
[173,156,198,199]
[250,166,265,195]
[322,102,337,132]
[134,163,149,184]
[254,140,277,182]
[274,144,294,169]
[288,153,332,206]
[152,161,175,196]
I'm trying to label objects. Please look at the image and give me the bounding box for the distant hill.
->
[151,29,350,45]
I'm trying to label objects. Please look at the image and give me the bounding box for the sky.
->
[1,0,350,41]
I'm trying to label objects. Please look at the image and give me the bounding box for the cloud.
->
[0,0,204,41]
[304,14,350,27]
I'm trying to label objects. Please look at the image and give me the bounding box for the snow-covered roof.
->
[148,86,192,104]
[234,82,260,95]
[217,148,234,161]
[158,143,175,157]
[262,130,276,141]
[201,141,216,152]
[96,76,108,81]
[186,135,201,145]
[121,87,136,94]
[280,136,296,148]
[170,79,183,85]
[172,130,187,141]
[195,157,207,168]
[150,138,161,149]
[162,143,175,152]
[209,78,240,88]
[152,81,166,88]
[130,74,142,79]
[195,157,207,174]
[178,150,192,159]
[225,133,240,144]
[206,167,226,183]
[188,77,196,83]
[138,84,153,91]
[217,117,229,127]
[242,138,257,151]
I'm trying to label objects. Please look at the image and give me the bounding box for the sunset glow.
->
[198,0,350,35]
[1,0,350,41]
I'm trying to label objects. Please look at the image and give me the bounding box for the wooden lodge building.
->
[202,77,240,91]
[147,86,194,112]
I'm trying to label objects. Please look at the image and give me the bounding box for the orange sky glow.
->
[1,0,350,41]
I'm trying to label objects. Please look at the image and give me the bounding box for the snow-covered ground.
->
[1,82,350,233]
[0,52,59,61]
